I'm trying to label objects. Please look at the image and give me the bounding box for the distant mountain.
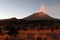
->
[23,12,55,20]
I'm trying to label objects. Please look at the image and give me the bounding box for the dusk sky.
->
[0,0,60,19]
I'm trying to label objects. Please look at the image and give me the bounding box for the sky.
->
[0,0,60,19]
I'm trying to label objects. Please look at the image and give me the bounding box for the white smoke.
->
[40,4,47,13]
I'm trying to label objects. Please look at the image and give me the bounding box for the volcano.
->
[23,4,54,20]
[23,12,54,20]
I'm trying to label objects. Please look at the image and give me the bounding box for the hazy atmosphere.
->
[0,0,60,19]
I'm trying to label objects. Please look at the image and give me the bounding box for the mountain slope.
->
[23,12,54,20]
